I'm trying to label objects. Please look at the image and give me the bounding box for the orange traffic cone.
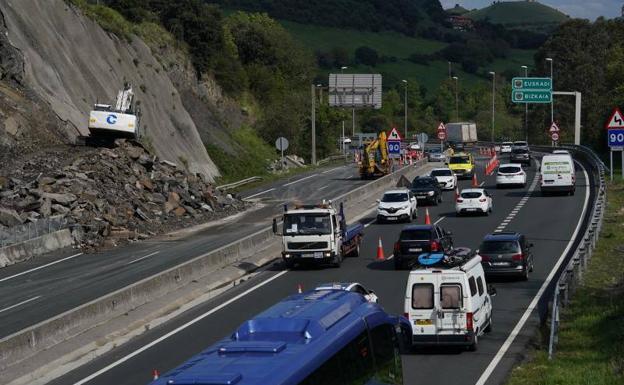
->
[424,208,431,225]
[376,237,385,261]
[472,173,479,187]
[152,369,160,380]
[297,283,303,294]
[454,186,460,201]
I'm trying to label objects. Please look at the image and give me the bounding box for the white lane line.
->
[434,216,446,225]
[125,251,160,266]
[0,295,42,314]
[318,184,329,191]
[322,167,343,174]
[245,188,275,199]
[283,174,318,187]
[475,165,590,385]
[73,270,289,385]
[479,181,485,187]
[363,218,377,228]
[0,253,83,284]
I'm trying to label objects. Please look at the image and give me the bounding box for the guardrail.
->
[215,176,262,191]
[317,154,349,165]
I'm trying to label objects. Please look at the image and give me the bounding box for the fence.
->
[0,215,69,249]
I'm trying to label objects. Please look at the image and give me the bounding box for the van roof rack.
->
[411,247,476,270]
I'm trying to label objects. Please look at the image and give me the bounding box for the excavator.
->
[87,83,140,143]
[359,131,391,179]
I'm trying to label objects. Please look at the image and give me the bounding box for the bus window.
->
[370,324,403,385]
[300,331,374,385]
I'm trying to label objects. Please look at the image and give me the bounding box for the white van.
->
[540,154,575,195]
[403,250,494,351]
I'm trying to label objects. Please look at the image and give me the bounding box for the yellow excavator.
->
[359,131,391,179]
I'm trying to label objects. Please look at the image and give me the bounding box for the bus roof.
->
[150,290,402,385]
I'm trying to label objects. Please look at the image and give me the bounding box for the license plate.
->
[493,262,509,266]
[386,217,398,221]
[415,319,433,325]
[409,248,422,252]
[467,208,477,211]
[314,252,324,259]
[301,253,314,258]
[545,180,554,184]
[506,175,514,178]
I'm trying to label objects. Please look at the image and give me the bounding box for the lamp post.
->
[448,61,452,79]
[452,76,459,121]
[546,58,553,124]
[489,71,496,142]
[402,80,408,140]
[521,65,528,142]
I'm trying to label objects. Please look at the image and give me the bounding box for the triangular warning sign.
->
[549,122,560,133]
[388,127,402,141]
[437,122,446,132]
[605,107,624,129]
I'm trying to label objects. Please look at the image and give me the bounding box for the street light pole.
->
[311,84,316,165]
[452,76,459,121]
[521,65,528,142]
[448,61,452,79]
[489,71,496,142]
[546,58,553,123]
[340,66,348,139]
[402,80,408,140]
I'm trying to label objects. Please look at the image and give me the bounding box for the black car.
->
[510,148,531,165]
[410,176,442,205]
[478,232,534,280]
[393,224,454,270]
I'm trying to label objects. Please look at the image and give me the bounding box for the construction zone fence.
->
[0,216,69,249]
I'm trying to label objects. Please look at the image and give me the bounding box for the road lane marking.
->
[434,216,446,225]
[318,184,329,190]
[0,295,42,314]
[479,181,485,186]
[125,251,160,266]
[283,174,318,186]
[245,188,275,199]
[72,270,289,385]
[0,253,83,284]
[475,165,590,385]
[322,167,343,174]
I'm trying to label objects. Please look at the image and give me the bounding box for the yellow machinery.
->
[359,131,391,179]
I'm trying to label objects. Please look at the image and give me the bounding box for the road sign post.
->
[605,107,624,180]
[387,127,402,159]
[437,122,446,151]
[275,137,289,164]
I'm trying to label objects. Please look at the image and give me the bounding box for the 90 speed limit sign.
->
[608,129,624,147]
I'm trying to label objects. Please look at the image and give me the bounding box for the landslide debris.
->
[0,140,246,250]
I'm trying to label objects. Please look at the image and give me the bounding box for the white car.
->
[409,142,421,150]
[429,168,457,190]
[552,149,570,155]
[314,282,378,303]
[500,142,513,154]
[376,189,417,223]
[496,163,527,187]
[456,188,493,216]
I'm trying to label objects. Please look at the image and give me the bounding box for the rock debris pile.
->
[0,140,246,250]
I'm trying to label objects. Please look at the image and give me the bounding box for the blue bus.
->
[150,288,411,385]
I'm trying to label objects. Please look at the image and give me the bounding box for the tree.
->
[354,46,379,66]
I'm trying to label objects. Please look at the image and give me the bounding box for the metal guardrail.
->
[216,176,262,191]
[317,154,350,165]
[0,215,69,249]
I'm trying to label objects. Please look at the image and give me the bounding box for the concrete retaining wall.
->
[0,161,426,370]
[0,229,73,268]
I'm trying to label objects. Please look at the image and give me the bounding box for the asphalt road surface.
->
[48,153,591,385]
[0,164,372,337]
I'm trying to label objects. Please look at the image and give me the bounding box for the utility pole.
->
[489,71,496,142]
[452,76,459,121]
[546,58,554,124]
[402,80,408,140]
[521,65,528,142]
[311,84,316,165]
[448,61,452,79]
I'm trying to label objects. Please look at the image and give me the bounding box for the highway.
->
[0,163,372,337]
[46,152,592,385]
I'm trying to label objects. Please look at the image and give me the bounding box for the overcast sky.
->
[441,0,621,20]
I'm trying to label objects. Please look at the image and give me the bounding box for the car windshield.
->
[499,166,521,174]
[429,148,441,153]
[400,229,432,240]
[382,193,408,202]
[480,240,520,253]
[514,142,528,146]
[283,213,331,235]
[449,156,470,164]
[512,149,528,154]
[431,169,452,177]
[460,192,482,199]
[502,142,512,146]
[412,178,434,188]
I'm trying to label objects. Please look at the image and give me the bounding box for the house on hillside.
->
[448,15,474,31]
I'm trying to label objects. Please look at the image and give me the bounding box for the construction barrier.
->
[485,153,500,176]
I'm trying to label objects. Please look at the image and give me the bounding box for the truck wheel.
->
[394,257,403,270]
[283,259,295,269]
[351,242,360,258]
[332,253,343,268]
[468,333,479,352]
[484,315,493,333]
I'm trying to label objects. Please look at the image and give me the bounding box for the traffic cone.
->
[472,173,479,187]
[455,186,460,201]
[376,237,385,261]
[424,208,431,225]
[152,369,160,380]
[297,283,303,294]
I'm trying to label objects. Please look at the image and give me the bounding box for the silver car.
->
[427,148,446,162]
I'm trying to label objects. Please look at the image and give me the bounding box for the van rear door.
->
[437,275,467,334]
[409,276,438,337]
[541,157,573,188]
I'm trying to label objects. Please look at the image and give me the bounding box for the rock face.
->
[0,140,246,250]
[0,0,220,181]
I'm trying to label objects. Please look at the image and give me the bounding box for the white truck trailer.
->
[446,122,477,144]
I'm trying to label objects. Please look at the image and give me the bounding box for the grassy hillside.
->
[466,1,568,32]
[280,20,535,92]
[446,4,469,15]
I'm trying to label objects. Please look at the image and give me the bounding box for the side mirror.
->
[487,284,497,297]
[272,218,278,235]
[445,230,453,236]
[475,249,480,254]
[376,199,380,203]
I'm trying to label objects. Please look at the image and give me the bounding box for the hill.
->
[446,4,470,15]
[466,1,569,33]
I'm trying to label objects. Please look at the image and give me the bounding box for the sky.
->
[440,0,622,20]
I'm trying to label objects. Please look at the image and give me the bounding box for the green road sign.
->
[512,90,552,103]
[512,77,552,90]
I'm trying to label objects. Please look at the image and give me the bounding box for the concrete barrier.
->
[0,229,73,267]
[0,161,427,370]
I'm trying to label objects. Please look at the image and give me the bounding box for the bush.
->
[355,46,379,66]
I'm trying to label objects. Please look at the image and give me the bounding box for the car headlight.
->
[428,191,434,196]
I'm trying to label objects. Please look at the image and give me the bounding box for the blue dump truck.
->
[272,201,364,268]
[149,287,412,385]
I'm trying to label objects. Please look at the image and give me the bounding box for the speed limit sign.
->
[551,132,559,141]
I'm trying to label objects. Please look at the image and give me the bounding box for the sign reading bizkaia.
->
[511,77,552,103]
